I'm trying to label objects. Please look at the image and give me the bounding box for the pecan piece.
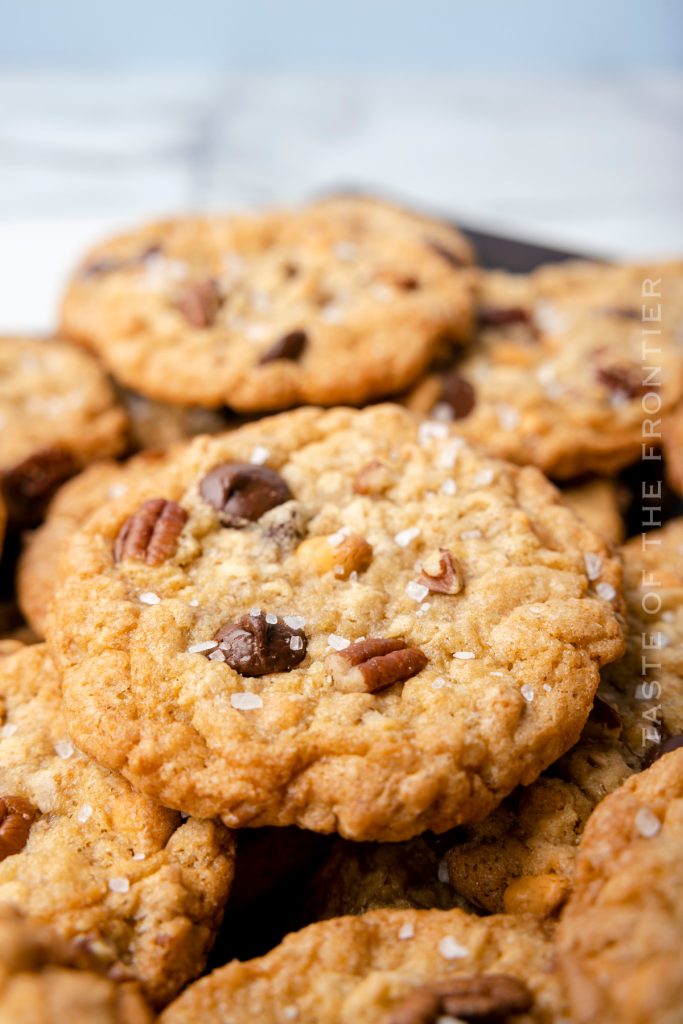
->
[387,974,532,1024]
[259,330,307,364]
[114,498,187,566]
[2,447,79,527]
[200,463,292,527]
[419,549,464,595]
[440,371,476,419]
[212,612,307,676]
[297,533,373,579]
[174,278,223,328]
[0,796,37,862]
[597,364,645,399]
[327,638,427,693]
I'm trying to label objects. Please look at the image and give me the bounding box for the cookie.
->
[161,907,565,1024]
[18,454,171,637]
[60,198,475,412]
[446,518,683,917]
[119,390,236,451]
[560,479,624,545]
[557,748,683,1024]
[0,643,234,1006]
[0,907,154,1023]
[405,261,683,479]
[300,835,470,922]
[49,404,623,840]
[0,336,128,526]
[664,404,683,496]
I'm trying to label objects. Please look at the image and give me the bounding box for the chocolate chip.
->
[213,612,307,676]
[174,278,223,328]
[440,371,476,419]
[478,305,532,328]
[427,239,466,268]
[114,498,188,566]
[260,501,307,555]
[597,364,645,399]
[200,463,292,527]
[643,734,683,768]
[387,975,532,1024]
[326,638,427,693]
[418,550,464,595]
[0,796,37,862]
[1,448,79,527]
[259,330,307,365]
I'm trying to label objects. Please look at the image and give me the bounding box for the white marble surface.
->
[1,70,681,332]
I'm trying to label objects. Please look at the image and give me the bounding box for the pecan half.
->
[426,239,466,268]
[212,612,307,676]
[114,498,187,566]
[440,371,476,419]
[327,638,427,693]
[174,278,223,328]
[200,463,292,527]
[2,447,79,527]
[259,330,307,364]
[477,305,532,328]
[596,364,645,399]
[419,550,464,595]
[386,975,532,1024]
[0,796,37,862]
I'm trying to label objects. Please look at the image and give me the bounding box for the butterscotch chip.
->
[59,196,475,411]
[0,644,234,1006]
[296,533,373,579]
[159,907,566,1024]
[48,405,623,841]
[0,337,127,526]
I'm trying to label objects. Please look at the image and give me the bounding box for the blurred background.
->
[1,0,682,330]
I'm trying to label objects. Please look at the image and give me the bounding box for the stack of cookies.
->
[0,197,681,1024]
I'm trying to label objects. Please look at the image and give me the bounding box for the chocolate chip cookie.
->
[0,643,234,1006]
[49,404,623,841]
[0,336,128,526]
[60,198,475,412]
[161,907,565,1024]
[119,389,236,451]
[664,403,683,496]
[557,748,683,1024]
[406,260,683,479]
[0,907,154,1023]
[446,518,683,917]
[18,453,170,637]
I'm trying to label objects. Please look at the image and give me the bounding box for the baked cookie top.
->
[161,907,565,1024]
[0,907,154,1024]
[446,518,683,918]
[0,643,234,1007]
[406,261,683,479]
[0,336,128,525]
[558,748,683,1024]
[18,454,170,638]
[50,405,623,841]
[59,198,475,412]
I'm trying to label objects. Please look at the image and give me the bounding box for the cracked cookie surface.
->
[50,405,623,840]
[161,907,565,1024]
[60,198,475,412]
[557,748,683,1024]
[0,643,234,1006]
[406,261,683,479]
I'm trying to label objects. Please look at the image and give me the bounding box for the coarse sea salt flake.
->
[405,581,429,603]
[265,612,278,624]
[635,807,661,838]
[132,852,146,861]
[584,553,602,581]
[431,677,447,690]
[438,936,469,960]
[108,877,130,894]
[328,634,351,651]
[398,922,414,940]
[139,591,160,605]
[188,641,218,654]
[55,740,74,759]
[596,582,616,601]
[1,723,17,738]
[77,804,93,823]
[328,527,350,548]
[208,649,226,662]
[250,445,270,465]
[395,527,420,548]
[289,635,304,651]
[473,468,494,487]
[230,692,263,711]
[521,684,535,702]
[440,478,457,496]
[284,615,306,630]
[453,651,475,660]
[460,529,481,540]
[418,421,449,446]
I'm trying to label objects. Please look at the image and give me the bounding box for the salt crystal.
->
[431,677,447,690]
[249,606,261,617]
[395,527,420,548]
[415,602,431,617]
[327,527,350,548]
[250,445,270,466]
[328,634,351,651]
[405,581,429,603]
[284,615,306,630]
[398,922,414,940]
[1,723,17,739]
[245,323,269,342]
[432,402,454,422]
[438,438,464,470]
[535,300,568,335]
[438,936,469,960]
[635,807,661,838]
[460,529,481,540]
[108,877,130,894]
[521,684,535,703]
[453,651,475,660]
[132,852,146,861]
[77,804,93,823]
[230,692,263,711]
[440,479,457,496]
[265,613,278,625]
[282,1007,299,1021]
[543,684,552,693]
[496,404,520,430]
[596,582,616,601]
[584,553,602,581]
[208,650,226,662]
[187,641,218,654]
[418,421,449,446]
[139,592,160,606]
[55,740,74,759]
[321,303,345,324]
[473,468,494,487]
[189,598,199,607]
[107,483,128,499]
[490,671,504,677]
[289,635,304,651]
